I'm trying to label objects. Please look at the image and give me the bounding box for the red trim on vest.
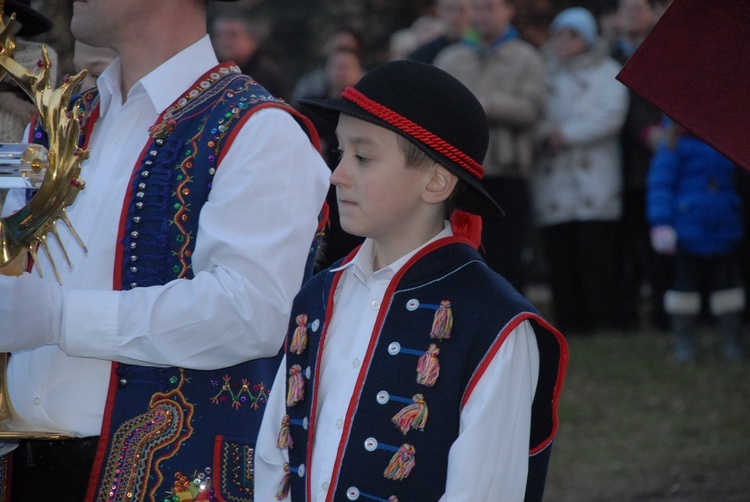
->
[212,436,228,502]
[342,87,484,180]
[85,362,121,502]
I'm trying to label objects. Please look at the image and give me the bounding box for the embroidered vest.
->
[31,64,325,502]
[278,239,567,502]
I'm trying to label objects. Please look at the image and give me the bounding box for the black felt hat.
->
[3,0,52,37]
[299,59,501,215]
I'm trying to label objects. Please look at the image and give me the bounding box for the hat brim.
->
[299,97,503,216]
[3,0,52,37]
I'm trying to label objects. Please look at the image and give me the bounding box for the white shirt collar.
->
[332,223,454,285]
[96,35,219,118]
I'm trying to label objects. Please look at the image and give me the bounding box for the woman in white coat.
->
[532,7,629,334]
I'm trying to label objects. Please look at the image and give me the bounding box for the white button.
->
[406,298,420,311]
[371,300,380,310]
[364,437,378,451]
[297,464,306,477]
[322,481,330,491]
[376,391,390,404]
[335,419,343,429]
[347,487,360,500]
[33,397,41,405]
[305,366,312,379]
[388,342,401,355]
[352,358,360,368]
[311,319,320,331]
[303,417,309,430]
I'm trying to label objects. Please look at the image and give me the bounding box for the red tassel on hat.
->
[276,463,291,500]
[430,300,453,340]
[450,209,482,249]
[392,394,428,434]
[416,344,440,387]
[383,444,416,481]
[286,365,305,407]
[289,314,308,354]
[277,414,293,449]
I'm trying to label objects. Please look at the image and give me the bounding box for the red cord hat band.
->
[342,87,485,180]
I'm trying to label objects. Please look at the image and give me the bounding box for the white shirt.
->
[1,35,330,437]
[256,226,540,501]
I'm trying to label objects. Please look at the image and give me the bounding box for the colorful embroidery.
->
[391,394,428,435]
[416,344,440,387]
[217,438,255,501]
[383,444,416,481]
[166,468,216,502]
[210,375,269,410]
[276,463,291,501]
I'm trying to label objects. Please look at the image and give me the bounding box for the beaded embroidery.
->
[217,438,255,501]
[210,375,269,410]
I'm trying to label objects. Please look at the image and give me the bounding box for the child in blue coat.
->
[647,120,745,362]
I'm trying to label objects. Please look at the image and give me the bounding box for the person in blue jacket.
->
[647,119,745,362]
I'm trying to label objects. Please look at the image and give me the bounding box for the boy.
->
[256,60,567,501]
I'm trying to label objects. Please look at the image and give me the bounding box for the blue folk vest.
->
[278,238,567,502]
[31,63,325,502]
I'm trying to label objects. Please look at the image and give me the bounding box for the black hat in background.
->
[3,0,52,37]
[299,59,502,215]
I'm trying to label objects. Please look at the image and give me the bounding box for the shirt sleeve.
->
[440,320,540,501]
[255,354,291,501]
[59,108,330,369]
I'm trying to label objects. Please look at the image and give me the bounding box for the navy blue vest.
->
[32,64,325,502]
[279,238,567,502]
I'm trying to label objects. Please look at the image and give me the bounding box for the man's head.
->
[617,0,655,40]
[437,0,473,41]
[300,60,500,216]
[211,17,259,65]
[472,0,516,44]
[324,48,365,99]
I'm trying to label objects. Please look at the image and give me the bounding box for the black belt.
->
[16,436,99,470]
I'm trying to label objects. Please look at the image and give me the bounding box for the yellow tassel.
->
[290,314,308,354]
[391,394,428,434]
[276,463,291,500]
[277,414,293,449]
[416,344,440,387]
[430,300,453,339]
[286,365,305,407]
[383,444,416,481]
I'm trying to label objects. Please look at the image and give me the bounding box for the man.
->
[407,0,473,64]
[434,0,546,293]
[211,15,290,100]
[0,0,329,499]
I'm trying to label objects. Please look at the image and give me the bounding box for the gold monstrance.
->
[0,0,89,439]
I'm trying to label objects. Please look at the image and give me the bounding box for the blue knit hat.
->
[551,7,598,46]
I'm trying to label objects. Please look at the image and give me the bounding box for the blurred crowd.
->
[4,0,748,353]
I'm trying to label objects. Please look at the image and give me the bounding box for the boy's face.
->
[331,115,435,245]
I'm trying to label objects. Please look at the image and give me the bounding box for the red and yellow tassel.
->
[392,394,428,434]
[383,444,416,481]
[286,365,305,407]
[276,463,291,500]
[416,344,440,387]
[290,314,308,354]
[277,414,293,449]
[430,300,453,339]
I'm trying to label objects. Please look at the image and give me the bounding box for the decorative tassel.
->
[450,209,483,250]
[430,300,453,340]
[277,414,293,449]
[147,117,177,139]
[276,463,291,500]
[383,444,416,481]
[289,314,308,354]
[416,344,440,387]
[286,365,305,407]
[392,394,428,434]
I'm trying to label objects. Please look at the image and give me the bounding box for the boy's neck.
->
[371,219,446,271]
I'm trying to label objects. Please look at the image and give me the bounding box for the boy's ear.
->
[423,164,459,205]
